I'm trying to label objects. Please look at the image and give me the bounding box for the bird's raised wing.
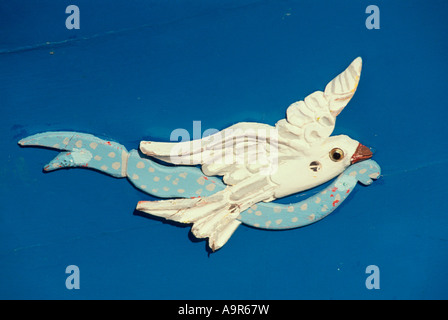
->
[276,57,362,148]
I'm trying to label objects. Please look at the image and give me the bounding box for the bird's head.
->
[307,135,373,180]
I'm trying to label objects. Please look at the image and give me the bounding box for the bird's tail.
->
[137,191,242,251]
[18,131,129,178]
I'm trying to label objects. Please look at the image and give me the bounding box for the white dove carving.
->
[137,57,373,251]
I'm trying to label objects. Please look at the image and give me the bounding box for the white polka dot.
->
[308,214,316,221]
[369,172,379,179]
[112,162,121,170]
[179,172,188,178]
[291,217,298,222]
[53,143,60,148]
[177,189,185,194]
[153,176,160,182]
[359,169,367,174]
[315,197,321,204]
[152,189,158,193]
[287,206,294,212]
[195,189,202,195]
[63,137,70,145]
[149,167,155,173]
[300,203,308,211]
[197,177,205,185]
[94,155,102,161]
[89,142,98,150]
[132,174,139,180]
[141,185,147,189]
[75,140,83,148]
[136,161,145,169]
[108,152,116,158]
[250,204,258,210]
[101,165,108,171]
[265,220,272,227]
[163,187,169,191]
[275,219,283,225]
[165,175,171,180]
[274,206,282,213]
[206,184,216,192]
[255,211,262,216]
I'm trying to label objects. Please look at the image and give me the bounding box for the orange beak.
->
[351,143,373,164]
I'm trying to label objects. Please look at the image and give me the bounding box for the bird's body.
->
[137,57,373,250]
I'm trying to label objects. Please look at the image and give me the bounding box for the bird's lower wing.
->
[137,174,278,251]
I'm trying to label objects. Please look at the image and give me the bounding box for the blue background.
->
[1,0,447,299]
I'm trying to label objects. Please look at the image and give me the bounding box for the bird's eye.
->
[329,148,344,162]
